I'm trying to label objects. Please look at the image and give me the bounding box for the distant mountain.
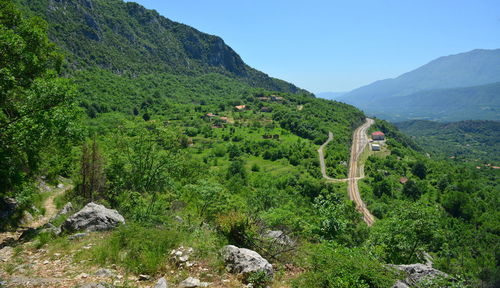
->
[16,0,303,94]
[396,120,500,164]
[316,92,347,100]
[339,49,500,121]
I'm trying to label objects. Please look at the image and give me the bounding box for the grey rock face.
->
[153,277,168,288]
[94,268,116,278]
[221,245,273,277]
[62,203,124,233]
[391,263,448,287]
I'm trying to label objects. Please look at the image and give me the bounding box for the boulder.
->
[221,245,273,277]
[391,263,448,287]
[153,277,168,288]
[170,246,194,266]
[62,203,124,233]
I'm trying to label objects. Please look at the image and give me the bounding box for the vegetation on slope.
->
[396,120,500,164]
[1,1,498,287]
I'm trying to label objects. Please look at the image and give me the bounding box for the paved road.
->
[318,118,375,225]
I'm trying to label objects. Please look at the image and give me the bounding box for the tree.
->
[368,202,442,264]
[402,179,422,200]
[79,138,106,201]
[412,161,427,179]
[0,1,78,195]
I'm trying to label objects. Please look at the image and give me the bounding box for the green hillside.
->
[396,120,500,164]
[1,2,499,288]
[15,0,303,94]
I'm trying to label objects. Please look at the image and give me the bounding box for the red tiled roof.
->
[372,131,385,136]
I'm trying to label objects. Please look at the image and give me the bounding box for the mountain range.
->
[337,49,500,121]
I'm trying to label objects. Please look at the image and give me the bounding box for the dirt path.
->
[28,183,72,229]
[318,118,375,225]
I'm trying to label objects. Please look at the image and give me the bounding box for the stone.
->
[95,268,116,278]
[153,277,168,288]
[0,246,14,262]
[19,211,34,225]
[138,274,151,281]
[78,283,109,288]
[170,246,194,266]
[221,245,273,277]
[62,203,125,233]
[58,202,73,216]
[178,277,201,288]
[392,280,410,288]
[68,233,88,240]
[41,223,61,236]
[264,230,294,246]
[57,183,65,189]
[391,263,448,287]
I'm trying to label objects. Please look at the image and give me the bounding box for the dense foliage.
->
[2,1,498,287]
[0,1,80,218]
[360,119,499,287]
[396,120,500,164]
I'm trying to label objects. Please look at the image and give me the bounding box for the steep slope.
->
[369,81,500,121]
[338,49,500,120]
[16,0,302,93]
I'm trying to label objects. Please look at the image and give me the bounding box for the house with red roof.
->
[372,131,385,140]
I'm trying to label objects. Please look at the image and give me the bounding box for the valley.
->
[1,1,499,288]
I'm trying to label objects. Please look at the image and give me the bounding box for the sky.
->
[131,0,500,93]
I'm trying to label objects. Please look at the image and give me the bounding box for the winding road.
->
[318,118,375,226]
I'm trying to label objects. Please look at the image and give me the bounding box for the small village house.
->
[234,105,246,111]
[371,143,381,151]
[372,131,385,140]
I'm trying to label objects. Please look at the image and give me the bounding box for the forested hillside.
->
[1,1,499,288]
[15,0,303,93]
[396,120,500,164]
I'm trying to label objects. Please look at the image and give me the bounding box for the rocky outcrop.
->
[221,245,273,278]
[391,263,448,287]
[62,203,124,233]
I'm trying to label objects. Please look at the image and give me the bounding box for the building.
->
[234,105,246,111]
[219,116,228,123]
[372,131,385,140]
[371,143,381,151]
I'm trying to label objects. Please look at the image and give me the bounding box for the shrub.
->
[293,243,399,288]
[91,223,183,274]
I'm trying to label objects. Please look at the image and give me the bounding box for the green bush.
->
[91,223,184,275]
[293,243,399,288]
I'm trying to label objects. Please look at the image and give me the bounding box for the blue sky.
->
[131,0,500,93]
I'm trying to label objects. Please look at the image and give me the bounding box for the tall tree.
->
[0,1,78,195]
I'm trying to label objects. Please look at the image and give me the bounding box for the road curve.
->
[318,118,375,225]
